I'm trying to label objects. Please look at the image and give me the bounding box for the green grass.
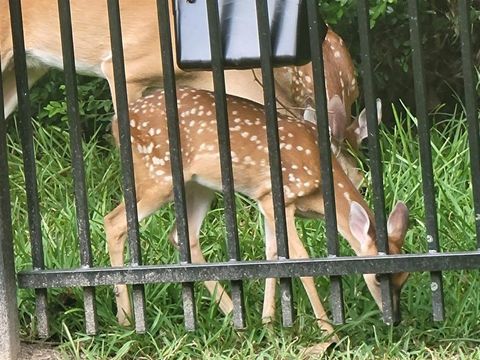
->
[6,100,480,359]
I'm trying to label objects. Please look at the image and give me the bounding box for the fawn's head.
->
[348,201,410,323]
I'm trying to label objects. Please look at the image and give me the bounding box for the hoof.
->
[117,313,132,327]
[262,316,274,326]
[300,338,338,358]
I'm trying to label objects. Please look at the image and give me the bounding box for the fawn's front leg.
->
[104,185,171,325]
[104,202,131,326]
[257,197,279,324]
[259,199,337,355]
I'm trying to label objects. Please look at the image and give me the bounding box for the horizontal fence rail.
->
[17,251,480,289]
[0,0,479,358]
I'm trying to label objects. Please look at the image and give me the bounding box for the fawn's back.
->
[114,88,327,203]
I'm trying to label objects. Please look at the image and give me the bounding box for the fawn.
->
[105,87,409,347]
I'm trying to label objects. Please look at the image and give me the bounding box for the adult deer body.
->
[1,0,351,115]
[1,0,369,184]
[105,87,409,347]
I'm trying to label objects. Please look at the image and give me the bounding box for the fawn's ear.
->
[354,98,383,145]
[351,99,382,145]
[349,201,372,250]
[328,95,347,143]
[387,202,409,252]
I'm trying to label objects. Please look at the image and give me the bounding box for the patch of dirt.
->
[18,343,63,360]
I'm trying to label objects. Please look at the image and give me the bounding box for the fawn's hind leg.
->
[169,182,234,315]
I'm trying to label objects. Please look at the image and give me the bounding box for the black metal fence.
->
[0,0,479,358]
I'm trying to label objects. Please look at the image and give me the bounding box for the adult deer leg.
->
[101,59,150,111]
[2,66,47,119]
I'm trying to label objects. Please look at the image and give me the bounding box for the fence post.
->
[0,231,19,360]
[0,63,20,360]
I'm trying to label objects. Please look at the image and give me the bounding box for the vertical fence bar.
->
[356,0,395,324]
[408,0,445,321]
[255,0,295,327]
[206,0,246,329]
[156,0,196,330]
[57,0,98,334]
[0,54,21,360]
[106,0,147,332]
[8,0,50,337]
[459,0,480,250]
[306,0,345,325]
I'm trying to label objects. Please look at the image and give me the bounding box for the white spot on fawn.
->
[145,143,154,154]
[152,157,165,166]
